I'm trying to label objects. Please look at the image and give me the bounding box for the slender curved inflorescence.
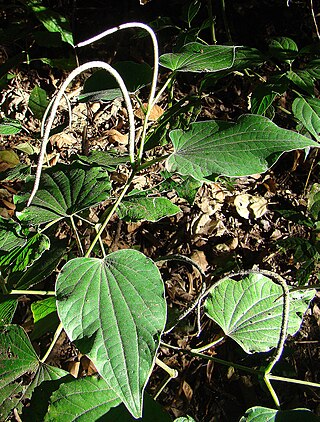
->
[76,22,159,114]
[27,60,135,206]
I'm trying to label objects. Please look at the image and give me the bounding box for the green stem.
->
[70,215,84,256]
[207,0,217,44]
[0,274,8,295]
[269,374,320,388]
[85,172,135,257]
[40,322,63,363]
[10,289,55,296]
[264,374,281,409]
[191,336,225,353]
[136,155,169,172]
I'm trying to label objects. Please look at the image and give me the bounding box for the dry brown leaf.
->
[191,250,208,272]
[0,149,20,172]
[105,129,128,145]
[234,194,268,219]
[182,380,193,402]
[135,103,164,121]
[50,132,77,150]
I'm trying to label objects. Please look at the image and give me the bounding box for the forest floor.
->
[1,0,320,421]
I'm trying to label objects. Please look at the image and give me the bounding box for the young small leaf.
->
[56,250,167,418]
[268,37,298,63]
[159,42,236,72]
[166,115,319,180]
[118,197,180,222]
[29,85,49,120]
[0,118,22,135]
[30,297,59,340]
[204,273,315,353]
[16,163,111,225]
[292,97,320,140]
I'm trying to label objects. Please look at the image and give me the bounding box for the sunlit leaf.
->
[0,118,22,135]
[204,273,315,353]
[292,97,320,140]
[56,250,167,418]
[16,163,111,225]
[166,114,319,180]
[118,197,180,222]
[28,85,49,120]
[159,42,236,72]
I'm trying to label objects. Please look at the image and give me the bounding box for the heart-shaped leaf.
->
[159,42,236,72]
[240,406,319,422]
[166,114,319,180]
[56,249,167,418]
[118,197,180,222]
[292,97,320,140]
[204,273,315,353]
[16,163,111,225]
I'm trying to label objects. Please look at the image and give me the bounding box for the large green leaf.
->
[287,70,315,95]
[292,97,320,141]
[240,406,319,421]
[204,273,315,354]
[79,62,153,102]
[56,250,167,418]
[45,377,121,421]
[166,115,319,180]
[118,197,180,222]
[16,163,111,225]
[0,324,69,419]
[268,37,298,64]
[159,42,236,72]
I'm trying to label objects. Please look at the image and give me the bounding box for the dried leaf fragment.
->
[234,194,268,219]
[135,103,164,121]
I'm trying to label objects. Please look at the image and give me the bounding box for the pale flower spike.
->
[27,60,135,206]
[28,23,159,207]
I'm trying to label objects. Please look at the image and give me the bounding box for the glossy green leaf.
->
[0,118,22,135]
[159,42,236,72]
[118,197,180,222]
[174,417,196,422]
[166,115,319,180]
[0,232,50,275]
[287,70,315,95]
[16,163,111,225]
[80,62,153,102]
[31,297,59,340]
[0,218,26,252]
[292,97,320,140]
[268,37,298,63]
[24,0,74,45]
[7,240,67,290]
[44,377,121,421]
[240,406,319,421]
[251,77,288,115]
[204,273,315,353]
[28,85,49,120]
[0,297,17,324]
[56,250,167,418]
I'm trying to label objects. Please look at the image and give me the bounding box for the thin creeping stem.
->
[27,61,135,206]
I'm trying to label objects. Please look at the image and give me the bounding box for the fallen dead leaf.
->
[105,129,128,145]
[182,380,193,402]
[234,194,268,219]
[50,132,77,150]
[0,149,20,172]
[135,103,164,121]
